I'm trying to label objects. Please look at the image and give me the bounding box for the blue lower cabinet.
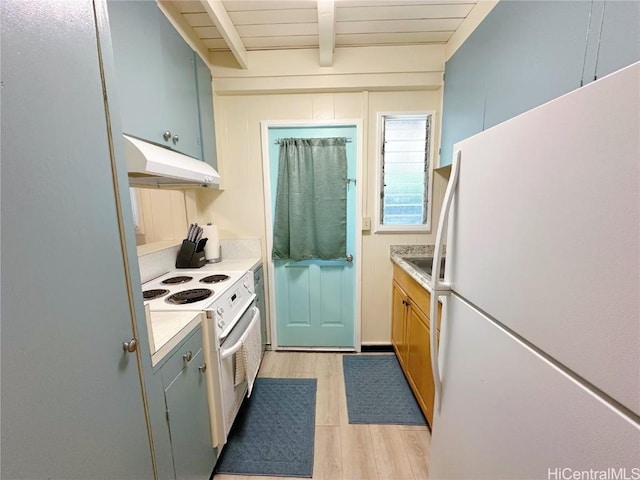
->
[160,327,215,479]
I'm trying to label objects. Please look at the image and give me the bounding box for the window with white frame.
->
[376,113,433,232]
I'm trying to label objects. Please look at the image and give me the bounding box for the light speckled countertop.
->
[390,245,445,298]
[149,310,203,367]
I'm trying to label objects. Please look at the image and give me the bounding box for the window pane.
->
[384,119,427,141]
[384,140,426,153]
[383,151,426,164]
[384,172,425,185]
[380,113,430,227]
[384,163,424,174]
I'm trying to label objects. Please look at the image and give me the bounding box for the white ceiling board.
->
[172,1,207,13]
[336,4,474,21]
[194,26,224,39]
[339,0,476,6]
[229,8,318,25]
[336,31,452,46]
[336,18,462,34]
[203,38,232,49]
[183,12,216,27]
[237,22,319,37]
[244,35,319,49]
[222,0,317,11]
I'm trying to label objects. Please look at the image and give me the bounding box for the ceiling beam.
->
[157,1,210,65]
[317,0,335,67]
[200,0,248,69]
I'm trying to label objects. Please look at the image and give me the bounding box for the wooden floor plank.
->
[370,424,415,480]
[400,427,431,480]
[340,425,379,480]
[316,372,341,426]
[257,349,277,377]
[313,425,343,480]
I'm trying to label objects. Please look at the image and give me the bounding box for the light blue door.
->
[268,126,357,348]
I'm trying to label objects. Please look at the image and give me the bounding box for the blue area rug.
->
[214,378,317,478]
[343,354,426,425]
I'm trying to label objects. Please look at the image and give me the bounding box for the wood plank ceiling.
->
[164,0,479,67]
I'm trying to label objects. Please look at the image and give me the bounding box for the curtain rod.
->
[274,138,352,144]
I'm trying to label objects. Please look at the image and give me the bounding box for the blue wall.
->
[440,0,640,166]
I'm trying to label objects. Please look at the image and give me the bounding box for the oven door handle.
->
[219,307,259,360]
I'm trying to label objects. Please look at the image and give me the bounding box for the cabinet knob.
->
[163,130,172,141]
[122,338,138,353]
[172,134,179,145]
[198,364,207,373]
[183,351,193,364]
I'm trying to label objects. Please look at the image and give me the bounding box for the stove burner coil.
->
[200,274,230,284]
[143,289,170,300]
[161,275,193,285]
[166,288,213,305]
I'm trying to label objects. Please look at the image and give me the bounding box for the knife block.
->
[175,240,206,269]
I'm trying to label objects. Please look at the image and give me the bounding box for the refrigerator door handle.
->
[430,150,461,413]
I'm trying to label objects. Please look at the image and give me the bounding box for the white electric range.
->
[142,269,254,340]
[142,266,261,448]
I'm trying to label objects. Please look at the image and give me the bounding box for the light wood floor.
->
[213,351,431,480]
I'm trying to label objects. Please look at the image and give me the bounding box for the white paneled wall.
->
[197,89,446,344]
[135,188,189,245]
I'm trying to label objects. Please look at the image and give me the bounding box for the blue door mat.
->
[343,354,427,425]
[214,378,317,478]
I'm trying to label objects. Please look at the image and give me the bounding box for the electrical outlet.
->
[362,217,371,231]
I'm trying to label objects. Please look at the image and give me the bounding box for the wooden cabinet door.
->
[407,304,435,425]
[164,347,215,479]
[391,281,408,367]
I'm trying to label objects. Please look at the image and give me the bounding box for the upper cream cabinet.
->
[107,0,207,161]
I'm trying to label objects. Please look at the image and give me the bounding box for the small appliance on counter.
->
[176,224,207,268]
[201,223,222,263]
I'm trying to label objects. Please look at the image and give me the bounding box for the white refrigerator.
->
[428,63,640,479]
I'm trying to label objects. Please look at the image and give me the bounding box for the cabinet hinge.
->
[165,409,170,422]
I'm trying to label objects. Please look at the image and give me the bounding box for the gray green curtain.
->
[272,137,347,261]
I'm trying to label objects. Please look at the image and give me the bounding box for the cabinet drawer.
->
[160,326,203,387]
[393,264,442,330]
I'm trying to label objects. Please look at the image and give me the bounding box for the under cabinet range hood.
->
[123,134,220,188]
